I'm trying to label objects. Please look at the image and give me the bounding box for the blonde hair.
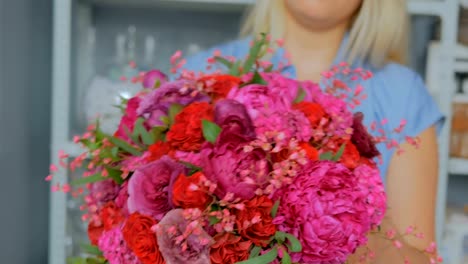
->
[240,0,409,67]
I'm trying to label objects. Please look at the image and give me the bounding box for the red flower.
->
[122,213,165,264]
[172,172,212,210]
[210,233,252,264]
[236,196,277,247]
[114,97,141,142]
[351,112,379,158]
[299,142,319,161]
[87,220,104,246]
[200,75,241,101]
[100,202,125,230]
[293,102,327,128]
[340,142,361,169]
[166,102,214,152]
[146,141,174,162]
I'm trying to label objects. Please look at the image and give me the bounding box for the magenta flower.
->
[89,179,120,206]
[203,140,269,200]
[115,181,130,216]
[273,161,370,263]
[114,96,142,141]
[354,164,386,227]
[137,80,209,127]
[127,156,184,220]
[156,209,213,264]
[214,99,255,139]
[98,226,141,264]
[143,70,168,89]
[351,112,380,158]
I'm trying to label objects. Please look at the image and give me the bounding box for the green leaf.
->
[249,246,262,258]
[275,231,286,244]
[243,33,267,74]
[67,257,87,264]
[214,56,234,69]
[169,103,184,126]
[160,116,170,126]
[264,64,274,72]
[284,233,302,253]
[293,87,306,104]
[332,143,346,161]
[150,126,166,142]
[319,151,333,161]
[209,216,221,225]
[237,248,278,264]
[133,118,154,145]
[154,79,161,89]
[229,61,241,76]
[281,250,292,264]
[202,119,222,144]
[71,173,105,186]
[106,167,124,185]
[179,161,203,175]
[111,146,119,158]
[108,136,142,156]
[85,258,106,264]
[80,243,102,256]
[251,71,267,85]
[271,200,280,218]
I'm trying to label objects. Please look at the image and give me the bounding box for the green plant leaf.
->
[160,116,170,127]
[106,167,124,185]
[251,71,267,85]
[229,61,242,76]
[332,143,347,161]
[108,136,142,156]
[133,118,154,145]
[66,257,87,264]
[179,161,203,175]
[202,119,222,144]
[237,248,278,264]
[319,151,333,161]
[243,33,267,74]
[293,87,306,104]
[209,216,221,225]
[284,233,302,253]
[150,126,166,142]
[71,173,105,186]
[271,200,280,218]
[111,146,119,158]
[214,56,233,69]
[275,231,286,244]
[80,243,103,256]
[169,103,184,126]
[249,246,262,258]
[264,64,274,72]
[85,258,106,264]
[281,250,292,264]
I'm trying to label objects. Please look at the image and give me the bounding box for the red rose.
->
[167,102,214,152]
[87,220,104,246]
[146,141,174,162]
[210,233,252,264]
[122,213,165,264]
[200,75,241,101]
[293,102,327,128]
[172,172,212,210]
[236,196,277,247]
[340,141,361,169]
[272,142,318,163]
[100,202,125,230]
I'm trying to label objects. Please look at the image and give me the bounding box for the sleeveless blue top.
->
[182,36,444,183]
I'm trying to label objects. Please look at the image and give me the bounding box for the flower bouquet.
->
[50,34,441,264]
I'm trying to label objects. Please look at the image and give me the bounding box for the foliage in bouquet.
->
[50,34,442,264]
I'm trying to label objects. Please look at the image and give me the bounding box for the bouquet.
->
[50,34,442,264]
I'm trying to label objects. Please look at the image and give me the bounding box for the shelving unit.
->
[48,0,467,263]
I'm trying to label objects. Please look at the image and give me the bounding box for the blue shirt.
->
[183,36,445,182]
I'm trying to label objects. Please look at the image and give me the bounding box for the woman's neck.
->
[283,13,349,81]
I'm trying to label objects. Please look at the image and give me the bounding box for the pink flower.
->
[156,209,213,264]
[354,164,387,227]
[115,181,130,216]
[143,70,167,89]
[203,140,269,200]
[214,99,255,139]
[90,179,120,205]
[273,161,370,263]
[114,96,142,141]
[227,83,290,119]
[127,156,184,220]
[98,226,141,264]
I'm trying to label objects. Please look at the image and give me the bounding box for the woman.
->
[184,0,444,262]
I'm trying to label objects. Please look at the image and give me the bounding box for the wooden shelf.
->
[449,158,468,175]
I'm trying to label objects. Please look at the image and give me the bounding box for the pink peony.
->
[89,179,120,206]
[98,226,141,264]
[227,83,290,119]
[127,156,184,220]
[143,70,168,89]
[115,181,130,216]
[354,164,386,227]
[273,161,370,263]
[203,140,269,200]
[156,209,213,264]
[214,99,255,139]
[114,96,142,141]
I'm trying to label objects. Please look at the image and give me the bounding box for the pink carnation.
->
[127,156,184,220]
[354,164,387,227]
[98,226,141,264]
[273,161,370,263]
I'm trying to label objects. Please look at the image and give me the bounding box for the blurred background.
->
[0,0,468,263]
